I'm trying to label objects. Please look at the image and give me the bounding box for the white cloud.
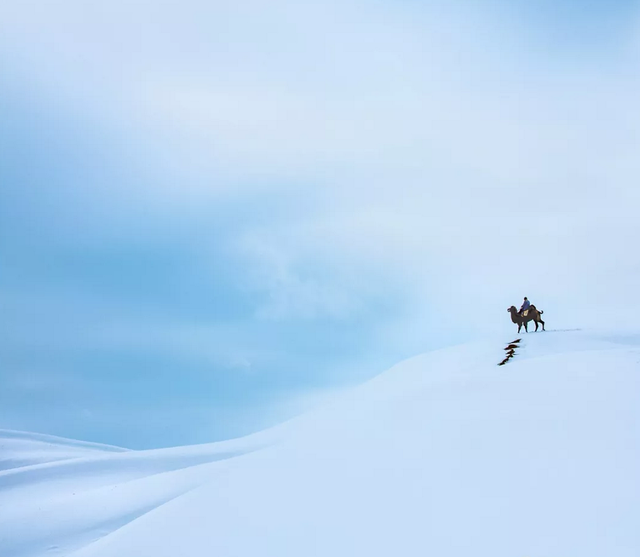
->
[2,0,639,331]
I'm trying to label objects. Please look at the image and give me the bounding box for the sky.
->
[1,0,639,449]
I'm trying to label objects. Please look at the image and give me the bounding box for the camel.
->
[508,305,545,333]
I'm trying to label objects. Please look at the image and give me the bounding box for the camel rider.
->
[519,297,531,315]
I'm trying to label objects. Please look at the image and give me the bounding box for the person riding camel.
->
[519,297,531,316]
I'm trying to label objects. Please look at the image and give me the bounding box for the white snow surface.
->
[2,330,639,557]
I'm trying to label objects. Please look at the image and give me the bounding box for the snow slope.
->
[2,330,639,557]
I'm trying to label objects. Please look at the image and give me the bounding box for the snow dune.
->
[2,330,639,557]
[0,430,127,472]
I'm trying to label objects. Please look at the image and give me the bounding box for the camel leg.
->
[517,323,522,334]
[540,319,545,331]
[524,321,528,333]
[535,321,539,332]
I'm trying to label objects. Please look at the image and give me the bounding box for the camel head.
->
[507,306,517,313]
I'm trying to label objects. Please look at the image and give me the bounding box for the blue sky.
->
[1,0,639,448]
